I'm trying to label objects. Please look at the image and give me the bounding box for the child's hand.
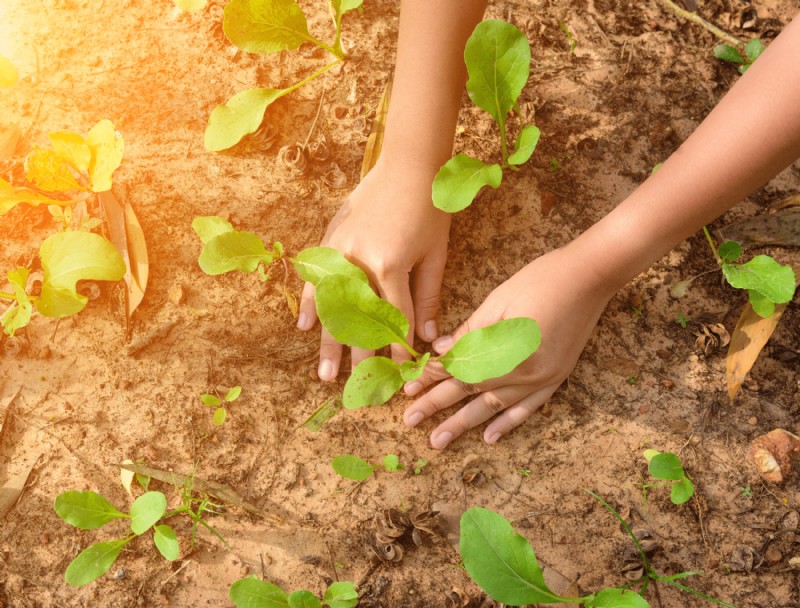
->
[402,245,615,449]
[297,157,451,381]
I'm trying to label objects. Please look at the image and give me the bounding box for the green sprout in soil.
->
[642,450,695,506]
[414,458,428,475]
[713,38,765,74]
[201,385,242,426]
[230,577,358,608]
[675,312,689,328]
[330,453,405,482]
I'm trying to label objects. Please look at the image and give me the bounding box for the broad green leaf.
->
[37,231,126,318]
[65,538,129,587]
[432,154,502,213]
[288,590,322,608]
[648,452,684,482]
[2,268,32,336]
[465,20,531,125]
[329,0,362,24]
[174,0,207,12]
[201,393,222,406]
[0,177,73,215]
[198,230,273,275]
[383,454,402,471]
[315,275,409,349]
[713,44,745,64]
[718,241,742,263]
[49,131,91,173]
[440,318,541,384]
[722,256,796,304]
[153,524,180,561]
[588,588,650,607]
[331,454,375,481]
[508,124,540,166]
[0,55,17,87]
[399,352,430,383]
[129,491,167,534]
[230,577,290,608]
[54,491,128,530]
[301,396,342,432]
[225,386,242,402]
[192,216,235,244]
[213,407,228,426]
[323,581,359,608]
[223,0,311,54]
[748,289,775,318]
[86,119,124,193]
[460,507,567,605]
[291,247,369,286]
[744,38,765,62]
[671,476,695,505]
[343,356,404,409]
[205,87,290,152]
[25,148,84,192]
[642,449,660,463]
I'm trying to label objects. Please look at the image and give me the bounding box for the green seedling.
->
[205,0,362,151]
[739,485,753,498]
[559,22,577,54]
[383,454,403,472]
[713,38,765,74]
[230,577,358,608]
[675,312,689,328]
[432,20,540,213]
[414,458,428,475]
[548,156,561,173]
[642,450,695,505]
[516,468,531,477]
[331,453,404,481]
[200,385,242,426]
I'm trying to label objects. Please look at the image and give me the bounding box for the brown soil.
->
[2,1,800,607]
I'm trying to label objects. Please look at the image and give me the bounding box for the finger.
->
[376,273,415,364]
[403,377,478,428]
[318,327,343,382]
[411,249,447,343]
[351,347,374,370]
[428,385,533,450]
[404,359,450,396]
[297,282,318,331]
[482,385,558,444]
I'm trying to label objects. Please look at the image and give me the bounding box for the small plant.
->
[714,38,765,74]
[675,312,689,328]
[642,449,694,505]
[432,20,540,213]
[200,385,242,426]
[559,22,577,54]
[230,577,358,608]
[739,485,753,498]
[516,468,531,477]
[414,458,428,475]
[331,453,404,481]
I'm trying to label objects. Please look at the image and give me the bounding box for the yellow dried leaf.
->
[86,119,124,192]
[25,148,84,192]
[284,286,299,318]
[0,55,17,87]
[49,131,91,173]
[360,77,392,180]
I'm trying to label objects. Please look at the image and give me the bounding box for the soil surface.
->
[1,1,800,607]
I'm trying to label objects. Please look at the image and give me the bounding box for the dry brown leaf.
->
[717,206,800,249]
[360,77,392,180]
[747,429,800,484]
[0,458,38,520]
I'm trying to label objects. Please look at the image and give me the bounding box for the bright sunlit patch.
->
[0,1,18,60]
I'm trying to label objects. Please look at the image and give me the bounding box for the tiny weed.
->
[642,450,695,505]
[200,385,241,426]
[516,468,531,477]
[714,38,765,74]
[331,453,406,481]
[230,577,358,608]
[414,458,429,475]
[627,375,637,385]
[675,312,689,328]
[739,485,753,498]
[559,22,577,54]
[548,156,561,172]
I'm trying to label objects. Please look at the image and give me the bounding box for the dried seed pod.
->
[620,562,644,581]
[748,429,800,484]
[277,144,309,176]
[727,545,759,573]
[321,163,347,189]
[693,322,730,355]
[740,7,759,30]
[445,588,470,608]
[576,137,605,160]
[249,123,278,151]
[333,105,349,120]
[3,335,28,358]
[307,134,330,162]
[370,541,403,563]
[77,281,101,301]
[461,454,486,485]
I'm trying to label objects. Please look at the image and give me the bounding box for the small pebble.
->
[765,547,782,565]
[747,417,758,426]
[239,566,249,577]
[639,406,650,415]
[39,533,49,545]
[112,568,127,580]
[543,430,554,439]
[159,594,170,605]
[660,379,674,389]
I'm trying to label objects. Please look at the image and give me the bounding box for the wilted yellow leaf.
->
[174,0,207,12]
[49,131,91,172]
[86,119,124,192]
[0,56,17,87]
[24,148,84,192]
[0,178,71,215]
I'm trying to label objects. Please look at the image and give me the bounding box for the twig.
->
[656,0,743,47]
[302,89,327,151]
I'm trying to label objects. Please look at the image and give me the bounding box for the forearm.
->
[574,14,800,292]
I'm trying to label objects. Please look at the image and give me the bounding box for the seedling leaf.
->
[744,38,765,62]
[399,352,430,383]
[54,491,128,530]
[225,386,242,402]
[587,588,650,607]
[323,581,359,608]
[86,119,124,193]
[648,452,684,482]
[0,177,73,215]
[49,131,91,173]
[291,246,369,286]
[223,0,311,55]
[508,125,541,166]
[460,507,567,604]
[343,356,404,409]
[464,20,531,125]
[153,524,180,561]
[129,491,167,534]
[432,154,502,213]
[201,393,222,406]
[192,216,235,244]
[288,590,322,608]
[37,231,126,318]
[65,538,129,587]
[198,230,273,275]
[25,148,84,192]
[315,274,409,349]
[747,289,774,318]
[713,44,745,64]
[722,256,796,308]
[300,396,342,432]
[718,241,741,263]
[671,476,694,505]
[331,454,375,481]
[2,268,32,336]
[230,577,290,608]
[383,454,402,471]
[642,449,660,463]
[205,87,291,152]
[213,407,228,426]
[440,318,541,383]
[0,55,17,87]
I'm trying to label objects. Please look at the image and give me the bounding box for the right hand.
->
[297,156,452,381]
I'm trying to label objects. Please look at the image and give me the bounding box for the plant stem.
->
[290,58,343,94]
[398,338,421,359]
[583,489,652,574]
[498,115,509,167]
[703,226,722,266]
[307,32,343,59]
[660,578,737,608]
[656,0,743,47]
[0,291,15,300]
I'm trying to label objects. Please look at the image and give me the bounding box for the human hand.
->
[402,245,615,449]
[297,157,452,381]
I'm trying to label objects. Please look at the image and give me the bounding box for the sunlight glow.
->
[0,1,18,59]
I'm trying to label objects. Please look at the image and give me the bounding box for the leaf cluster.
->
[713,38,765,74]
[230,577,358,608]
[201,385,242,426]
[642,450,694,505]
[330,453,404,481]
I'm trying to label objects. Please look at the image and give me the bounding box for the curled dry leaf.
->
[445,588,470,608]
[249,123,278,151]
[3,335,28,357]
[77,281,101,301]
[369,541,403,563]
[781,510,799,531]
[306,134,330,162]
[728,545,760,573]
[747,428,800,484]
[277,144,309,176]
[461,453,487,486]
[321,163,347,189]
[694,322,730,355]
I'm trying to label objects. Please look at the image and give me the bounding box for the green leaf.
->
[129,491,167,534]
[323,581,359,608]
[192,216,235,244]
[331,454,375,481]
[0,55,18,87]
[223,0,311,55]
[205,87,291,152]
[225,386,242,402]
[440,318,541,384]
[65,538,129,587]
[174,0,207,12]
[315,275,409,350]
[399,352,430,383]
[460,507,567,604]
[288,590,322,608]
[713,44,746,64]
[37,231,126,318]
[739,64,749,74]
[748,289,775,318]
[300,396,342,432]
[291,247,369,286]
[86,119,124,193]
[642,449,660,463]
[722,256,796,304]
[588,588,650,607]
[230,577,290,608]
[744,38,765,62]
[2,268,32,337]
[508,124,540,166]
[25,148,85,192]
[198,230,273,275]
[343,357,404,409]
[464,20,531,125]
[671,476,695,505]
[648,452,684,482]
[49,131,91,173]
[383,454,402,472]
[54,491,128,530]
[432,154,502,213]
[718,240,742,263]
[201,393,222,406]
[153,525,180,561]
[213,407,228,426]
[329,0,362,22]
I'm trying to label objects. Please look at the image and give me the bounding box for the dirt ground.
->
[1,0,800,606]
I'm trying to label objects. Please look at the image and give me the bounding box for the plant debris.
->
[747,428,800,483]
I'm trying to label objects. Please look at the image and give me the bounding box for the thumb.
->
[411,249,447,343]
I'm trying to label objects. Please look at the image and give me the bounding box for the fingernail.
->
[318,359,335,381]
[432,336,453,353]
[424,320,437,342]
[405,381,422,396]
[297,313,309,330]
[432,431,453,450]
[486,432,501,445]
[406,412,424,427]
